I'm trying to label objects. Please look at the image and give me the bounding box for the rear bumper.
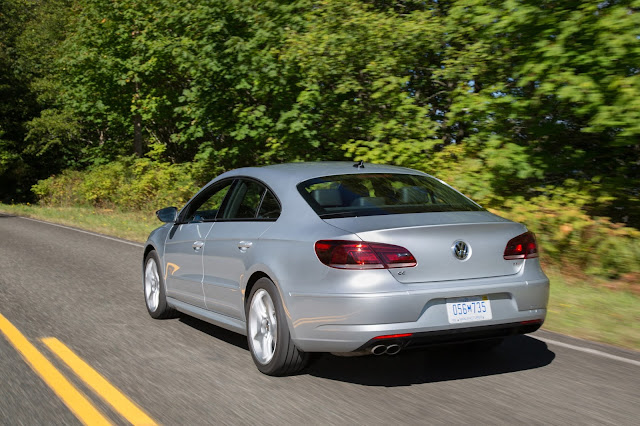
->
[355,321,543,353]
[286,272,549,353]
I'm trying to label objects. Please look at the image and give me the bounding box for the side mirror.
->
[156,206,178,223]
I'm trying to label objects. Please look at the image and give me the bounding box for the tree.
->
[0,0,38,201]
[436,0,640,224]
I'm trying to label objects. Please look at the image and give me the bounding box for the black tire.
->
[143,250,177,319]
[245,277,309,376]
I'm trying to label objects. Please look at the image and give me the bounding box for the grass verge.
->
[1,203,638,351]
[0,203,156,242]
[544,269,639,350]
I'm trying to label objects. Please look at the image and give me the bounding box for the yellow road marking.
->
[0,313,111,426]
[42,337,158,426]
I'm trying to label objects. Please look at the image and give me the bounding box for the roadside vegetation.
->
[0,203,156,242]
[544,272,640,350]
[1,1,639,349]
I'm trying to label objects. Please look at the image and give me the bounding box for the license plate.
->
[446,296,492,324]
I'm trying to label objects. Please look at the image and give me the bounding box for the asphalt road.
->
[0,213,638,425]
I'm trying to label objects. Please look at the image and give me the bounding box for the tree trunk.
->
[133,113,143,157]
[133,81,143,157]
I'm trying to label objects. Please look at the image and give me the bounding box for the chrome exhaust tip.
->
[371,345,387,355]
[386,344,401,355]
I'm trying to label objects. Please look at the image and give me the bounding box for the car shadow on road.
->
[176,316,554,386]
[178,315,249,350]
[306,335,555,387]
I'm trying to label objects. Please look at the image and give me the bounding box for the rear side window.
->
[220,179,281,220]
[258,190,281,219]
[221,180,265,219]
[297,173,482,218]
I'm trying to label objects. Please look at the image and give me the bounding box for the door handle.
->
[238,241,253,252]
[192,241,205,251]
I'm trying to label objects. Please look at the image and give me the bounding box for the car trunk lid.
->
[323,211,527,283]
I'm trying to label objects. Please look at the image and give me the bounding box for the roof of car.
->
[218,161,425,184]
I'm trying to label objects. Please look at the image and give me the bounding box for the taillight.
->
[315,240,417,269]
[503,231,539,260]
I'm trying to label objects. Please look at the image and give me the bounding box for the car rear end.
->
[284,170,549,354]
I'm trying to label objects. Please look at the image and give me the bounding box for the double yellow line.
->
[0,313,157,426]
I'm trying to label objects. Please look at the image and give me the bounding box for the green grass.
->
[0,203,157,242]
[544,270,639,350]
[2,202,639,351]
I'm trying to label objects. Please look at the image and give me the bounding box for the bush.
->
[32,157,198,211]
[494,188,640,279]
[32,169,87,207]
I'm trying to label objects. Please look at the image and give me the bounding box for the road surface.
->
[0,213,638,425]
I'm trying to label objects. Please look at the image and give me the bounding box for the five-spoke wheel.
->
[248,289,278,364]
[246,277,308,375]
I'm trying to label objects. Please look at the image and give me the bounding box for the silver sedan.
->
[143,162,549,375]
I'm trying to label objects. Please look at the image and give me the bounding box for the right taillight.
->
[503,231,539,260]
[315,240,417,269]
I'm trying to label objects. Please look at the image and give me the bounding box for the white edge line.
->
[536,337,640,367]
[18,216,144,248]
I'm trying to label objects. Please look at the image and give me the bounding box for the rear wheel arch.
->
[243,270,297,337]
[244,271,271,309]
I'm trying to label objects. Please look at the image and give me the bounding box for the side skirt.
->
[167,297,247,336]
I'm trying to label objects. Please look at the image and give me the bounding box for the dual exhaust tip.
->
[371,343,402,356]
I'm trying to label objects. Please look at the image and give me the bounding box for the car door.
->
[202,178,280,319]
[163,179,234,308]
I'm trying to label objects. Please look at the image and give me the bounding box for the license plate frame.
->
[446,295,492,324]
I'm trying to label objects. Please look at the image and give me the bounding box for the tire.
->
[246,277,309,376]
[143,250,177,319]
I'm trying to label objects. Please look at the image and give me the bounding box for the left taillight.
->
[315,240,417,269]
[503,231,539,260]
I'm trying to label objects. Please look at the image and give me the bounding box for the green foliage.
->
[544,269,640,350]
[0,0,79,201]
[494,185,640,279]
[437,0,640,224]
[31,169,84,206]
[281,0,441,166]
[0,0,37,200]
[33,157,198,210]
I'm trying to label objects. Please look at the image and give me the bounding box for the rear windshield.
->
[297,173,483,218]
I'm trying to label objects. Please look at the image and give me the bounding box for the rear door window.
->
[220,179,281,220]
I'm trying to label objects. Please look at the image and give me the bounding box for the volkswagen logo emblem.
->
[452,240,471,261]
